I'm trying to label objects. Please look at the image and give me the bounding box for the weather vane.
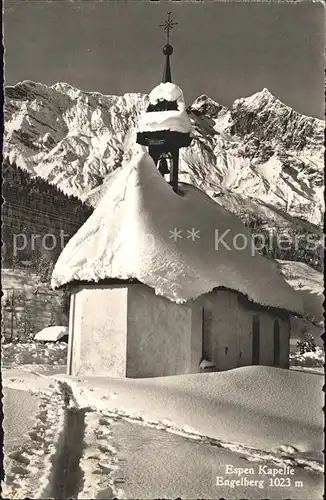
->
[159,12,178,45]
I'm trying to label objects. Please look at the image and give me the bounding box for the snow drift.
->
[34,326,69,342]
[56,366,323,462]
[52,152,302,314]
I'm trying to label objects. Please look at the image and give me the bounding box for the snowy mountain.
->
[4,80,324,227]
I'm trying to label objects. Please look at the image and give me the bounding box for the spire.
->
[162,44,173,83]
[159,12,178,83]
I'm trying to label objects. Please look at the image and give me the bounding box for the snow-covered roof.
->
[34,326,68,342]
[148,83,186,109]
[52,152,303,314]
[138,82,192,134]
[138,110,191,134]
[276,260,323,324]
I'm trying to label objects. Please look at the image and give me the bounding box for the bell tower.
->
[136,13,192,193]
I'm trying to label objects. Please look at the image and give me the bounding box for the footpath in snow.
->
[56,365,324,499]
[2,357,323,500]
[2,382,65,499]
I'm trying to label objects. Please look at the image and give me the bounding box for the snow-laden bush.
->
[290,346,324,368]
[296,333,316,354]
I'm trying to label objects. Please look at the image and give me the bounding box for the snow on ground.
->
[62,407,323,500]
[2,347,323,499]
[2,385,65,499]
[76,411,124,499]
[107,419,323,500]
[2,341,68,368]
[53,366,323,499]
[52,151,302,315]
[3,388,39,455]
[290,346,324,369]
[56,366,323,464]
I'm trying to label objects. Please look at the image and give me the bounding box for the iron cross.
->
[159,12,178,45]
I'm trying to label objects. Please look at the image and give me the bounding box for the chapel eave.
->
[60,278,296,319]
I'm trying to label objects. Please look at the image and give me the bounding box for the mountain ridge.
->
[4,80,324,229]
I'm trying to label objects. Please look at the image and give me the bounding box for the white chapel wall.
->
[71,285,129,377]
[127,284,193,377]
[68,290,82,375]
[67,284,291,378]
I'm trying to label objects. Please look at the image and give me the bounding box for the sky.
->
[3,0,325,118]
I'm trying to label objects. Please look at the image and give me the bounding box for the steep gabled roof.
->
[52,152,303,315]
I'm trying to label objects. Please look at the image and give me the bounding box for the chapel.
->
[52,16,303,377]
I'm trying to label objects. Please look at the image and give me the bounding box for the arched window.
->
[252,315,260,365]
[273,319,281,366]
[202,307,213,362]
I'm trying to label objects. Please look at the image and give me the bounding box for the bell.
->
[158,158,170,176]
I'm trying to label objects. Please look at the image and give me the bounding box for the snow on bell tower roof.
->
[148,82,186,108]
[137,13,191,135]
[52,151,303,315]
[138,82,191,134]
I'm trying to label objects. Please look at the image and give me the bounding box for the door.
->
[273,319,281,366]
[252,315,260,365]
